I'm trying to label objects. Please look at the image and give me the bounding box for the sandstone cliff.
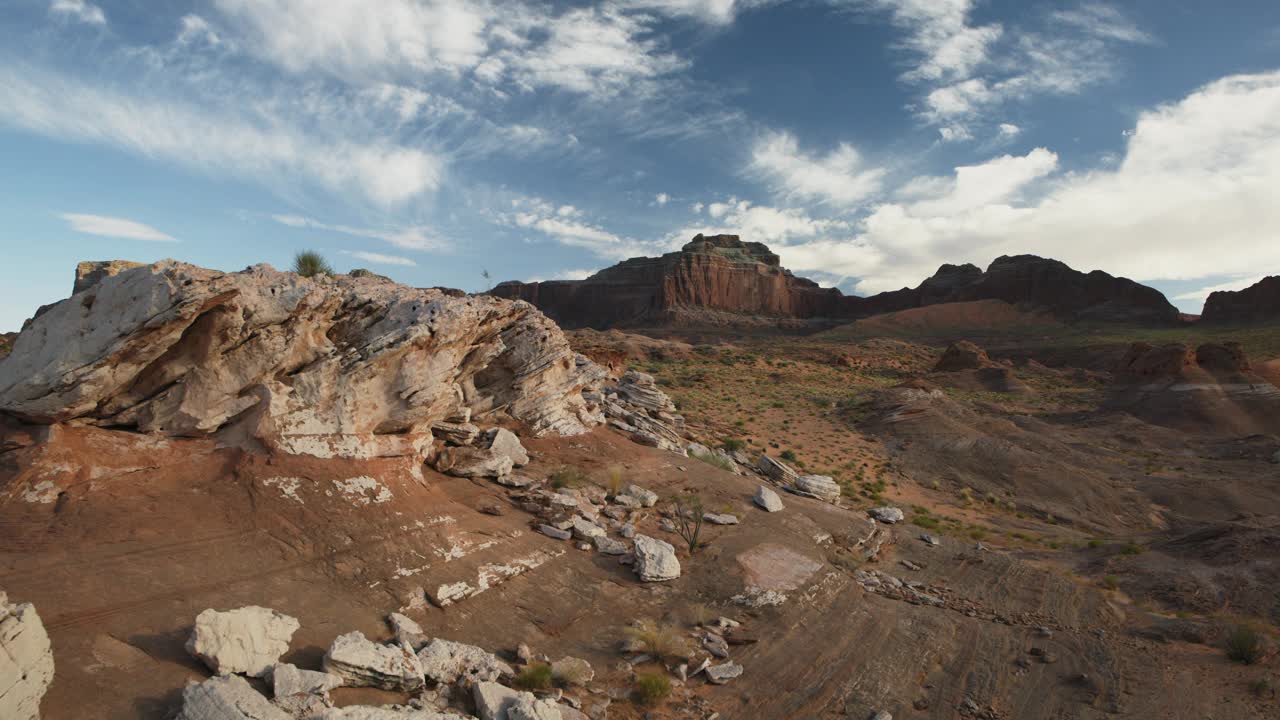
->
[1200,275,1280,324]
[492,235,1181,328]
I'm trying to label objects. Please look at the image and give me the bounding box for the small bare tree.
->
[670,493,704,554]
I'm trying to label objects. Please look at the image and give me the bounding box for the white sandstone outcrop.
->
[176,674,290,720]
[185,606,300,677]
[632,535,681,582]
[0,591,55,720]
[416,638,513,685]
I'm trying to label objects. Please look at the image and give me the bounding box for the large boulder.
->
[473,681,562,720]
[633,535,681,582]
[322,632,424,692]
[0,591,55,720]
[792,475,841,502]
[185,606,300,677]
[0,261,608,454]
[176,674,290,720]
[758,455,798,485]
[753,485,784,512]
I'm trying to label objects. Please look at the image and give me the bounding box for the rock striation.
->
[491,235,1181,328]
[1200,276,1280,324]
[0,261,610,458]
[0,591,54,720]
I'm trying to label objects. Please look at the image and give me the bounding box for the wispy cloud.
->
[61,213,176,242]
[270,214,446,251]
[50,0,105,26]
[341,250,418,267]
[0,65,443,206]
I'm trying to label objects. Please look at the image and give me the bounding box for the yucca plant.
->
[293,250,333,278]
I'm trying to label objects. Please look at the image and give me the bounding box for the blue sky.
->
[2,0,1279,331]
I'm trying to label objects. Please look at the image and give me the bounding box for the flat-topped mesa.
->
[0,260,616,458]
[1200,276,1280,324]
[492,236,1183,329]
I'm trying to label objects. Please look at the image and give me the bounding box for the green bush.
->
[549,466,587,489]
[780,449,797,462]
[514,663,553,690]
[1120,542,1145,555]
[720,438,746,452]
[624,619,689,659]
[293,250,333,278]
[633,672,672,705]
[1226,625,1263,665]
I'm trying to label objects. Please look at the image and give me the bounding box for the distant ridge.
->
[490,234,1181,329]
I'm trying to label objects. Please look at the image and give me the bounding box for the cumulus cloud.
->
[60,213,176,242]
[655,193,670,205]
[271,214,445,251]
[774,72,1280,302]
[0,66,444,206]
[750,131,886,208]
[50,0,105,25]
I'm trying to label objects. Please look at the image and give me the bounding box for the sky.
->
[2,1,1279,331]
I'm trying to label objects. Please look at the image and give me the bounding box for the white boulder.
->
[416,638,512,685]
[185,606,300,678]
[753,485,784,512]
[621,484,658,508]
[792,475,841,502]
[632,535,681,582]
[176,674,290,720]
[869,506,905,524]
[0,592,55,720]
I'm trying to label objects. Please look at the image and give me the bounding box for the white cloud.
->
[655,193,670,206]
[50,0,105,25]
[60,213,176,242]
[341,250,418,267]
[1173,275,1268,303]
[691,202,705,213]
[0,66,444,206]
[854,0,1001,83]
[774,72,1280,299]
[498,195,669,260]
[526,267,598,282]
[270,215,445,251]
[176,15,223,46]
[620,0,772,25]
[997,122,1021,138]
[749,131,885,208]
[938,125,973,142]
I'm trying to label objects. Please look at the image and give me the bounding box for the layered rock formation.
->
[1200,275,1280,324]
[0,261,611,458]
[0,591,54,720]
[491,235,1181,328]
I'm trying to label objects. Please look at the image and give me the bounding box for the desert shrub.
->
[549,465,587,489]
[293,250,333,277]
[780,449,797,462]
[1120,542,1145,555]
[1226,625,1263,665]
[968,527,987,541]
[720,438,746,452]
[670,493,705,553]
[1101,575,1120,590]
[605,465,625,496]
[624,620,689,659]
[514,663,553,690]
[633,672,672,705]
[1088,538,1105,548]
[912,515,940,530]
[689,448,734,472]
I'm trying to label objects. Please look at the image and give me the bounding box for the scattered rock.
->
[920,533,941,546]
[485,428,530,467]
[176,674,289,720]
[899,559,922,571]
[704,661,743,685]
[753,485,784,512]
[322,632,424,692]
[702,512,739,525]
[185,606,300,677]
[494,474,536,488]
[387,613,428,650]
[551,656,594,686]
[869,507,904,524]
[538,525,572,541]
[791,474,841,502]
[622,484,658,508]
[632,535,681,582]
[593,535,628,555]
[871,712,893,720]
[417,638,513,685]
[0,592,55,720]
[570,516,606,541]
[473,681,556,720]
[702,633,730,659]
[435,445,515,479]
[271,662,343,697]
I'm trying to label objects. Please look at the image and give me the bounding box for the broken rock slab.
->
[271,662,343,697]
[485,428,530,467]
[757,455,798,485]
[435,445,515,479]
[703,512,739,525]
[387,613,428,650]
[632,534,681,582]
[474,681,563,720]
[322,631,424,692]
[791,475,841,503]
[176,674,290,720]
[621,484,658,508]
[753,485,784,512]
[0,591,55,720]
[704,661,743,685]
[417,638,513,685]
[185,606,300,678]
